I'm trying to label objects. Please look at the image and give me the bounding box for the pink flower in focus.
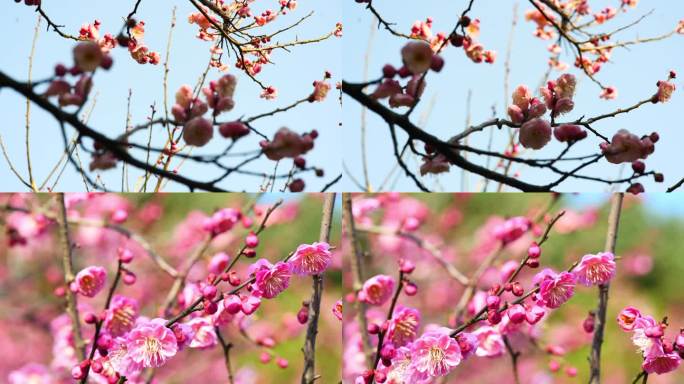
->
[72,266,107,297]
[574,252,616,286]
[289,242,332,275]
[126,319,178,368]
[538,271,576,308]
[642,349,681,375]
[249,259,292,299]
[107,336,143,377]
[358,274,395,306]
[656,81,675,103]
[410,329,462,379]
[631,315,659,355]
[387,306,421,347]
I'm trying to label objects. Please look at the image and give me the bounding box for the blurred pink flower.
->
[358,274,395,306]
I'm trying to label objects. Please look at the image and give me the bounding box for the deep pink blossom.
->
[538,271,576,308]
[387,306,420,347]
[249,259,292,299]
[71,266,107,297]
[104,295,139,337]
[574,252,617,286]
[289,242,332,275]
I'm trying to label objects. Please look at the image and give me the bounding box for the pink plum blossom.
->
[126,319,178,368]
[574,252,616,286]
[289,242,332,275]
[358,274,395,306]
[72,266,107,297]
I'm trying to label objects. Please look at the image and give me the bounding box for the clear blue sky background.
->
[0,0,341,192]
[342,0,684,192]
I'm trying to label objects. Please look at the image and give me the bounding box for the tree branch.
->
[301,193,336,384]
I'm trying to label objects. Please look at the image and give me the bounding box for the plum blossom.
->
[656,81,676,103]
[420,155,450,176]
[537,271,576,308]
[601,129,654,164]
[72,266,107,297]
[472,326,504,357]
[370,79,402,100]
[182,117,213,147]
[187,317,218,349]
[574,252,616,286]
[387,306,420,347]
[289,242,332,275]
[358,274,395,306]
[554,124,587,142]
[401,41,434,74]
[104,295,139,337]
[642,347,681,375]
[519,118,552,149]
[73,41,103,72]
[249,259,292,299]
[260,128,314,161]
[410,328,462,379]
[310,80,331,102]
[126,319,178,368]
[203,208,241,236]
[333,299,343,321]
[493,216,531,244]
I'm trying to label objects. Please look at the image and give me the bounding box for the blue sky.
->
[342,0,684,192]
[0,1,341,192]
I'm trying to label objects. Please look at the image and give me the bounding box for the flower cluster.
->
[617,307,683,375]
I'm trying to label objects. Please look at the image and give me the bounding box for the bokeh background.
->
[342,0,684,192]
[0,1,341,191]
[343,193,684,383]
[0,193,341,383]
